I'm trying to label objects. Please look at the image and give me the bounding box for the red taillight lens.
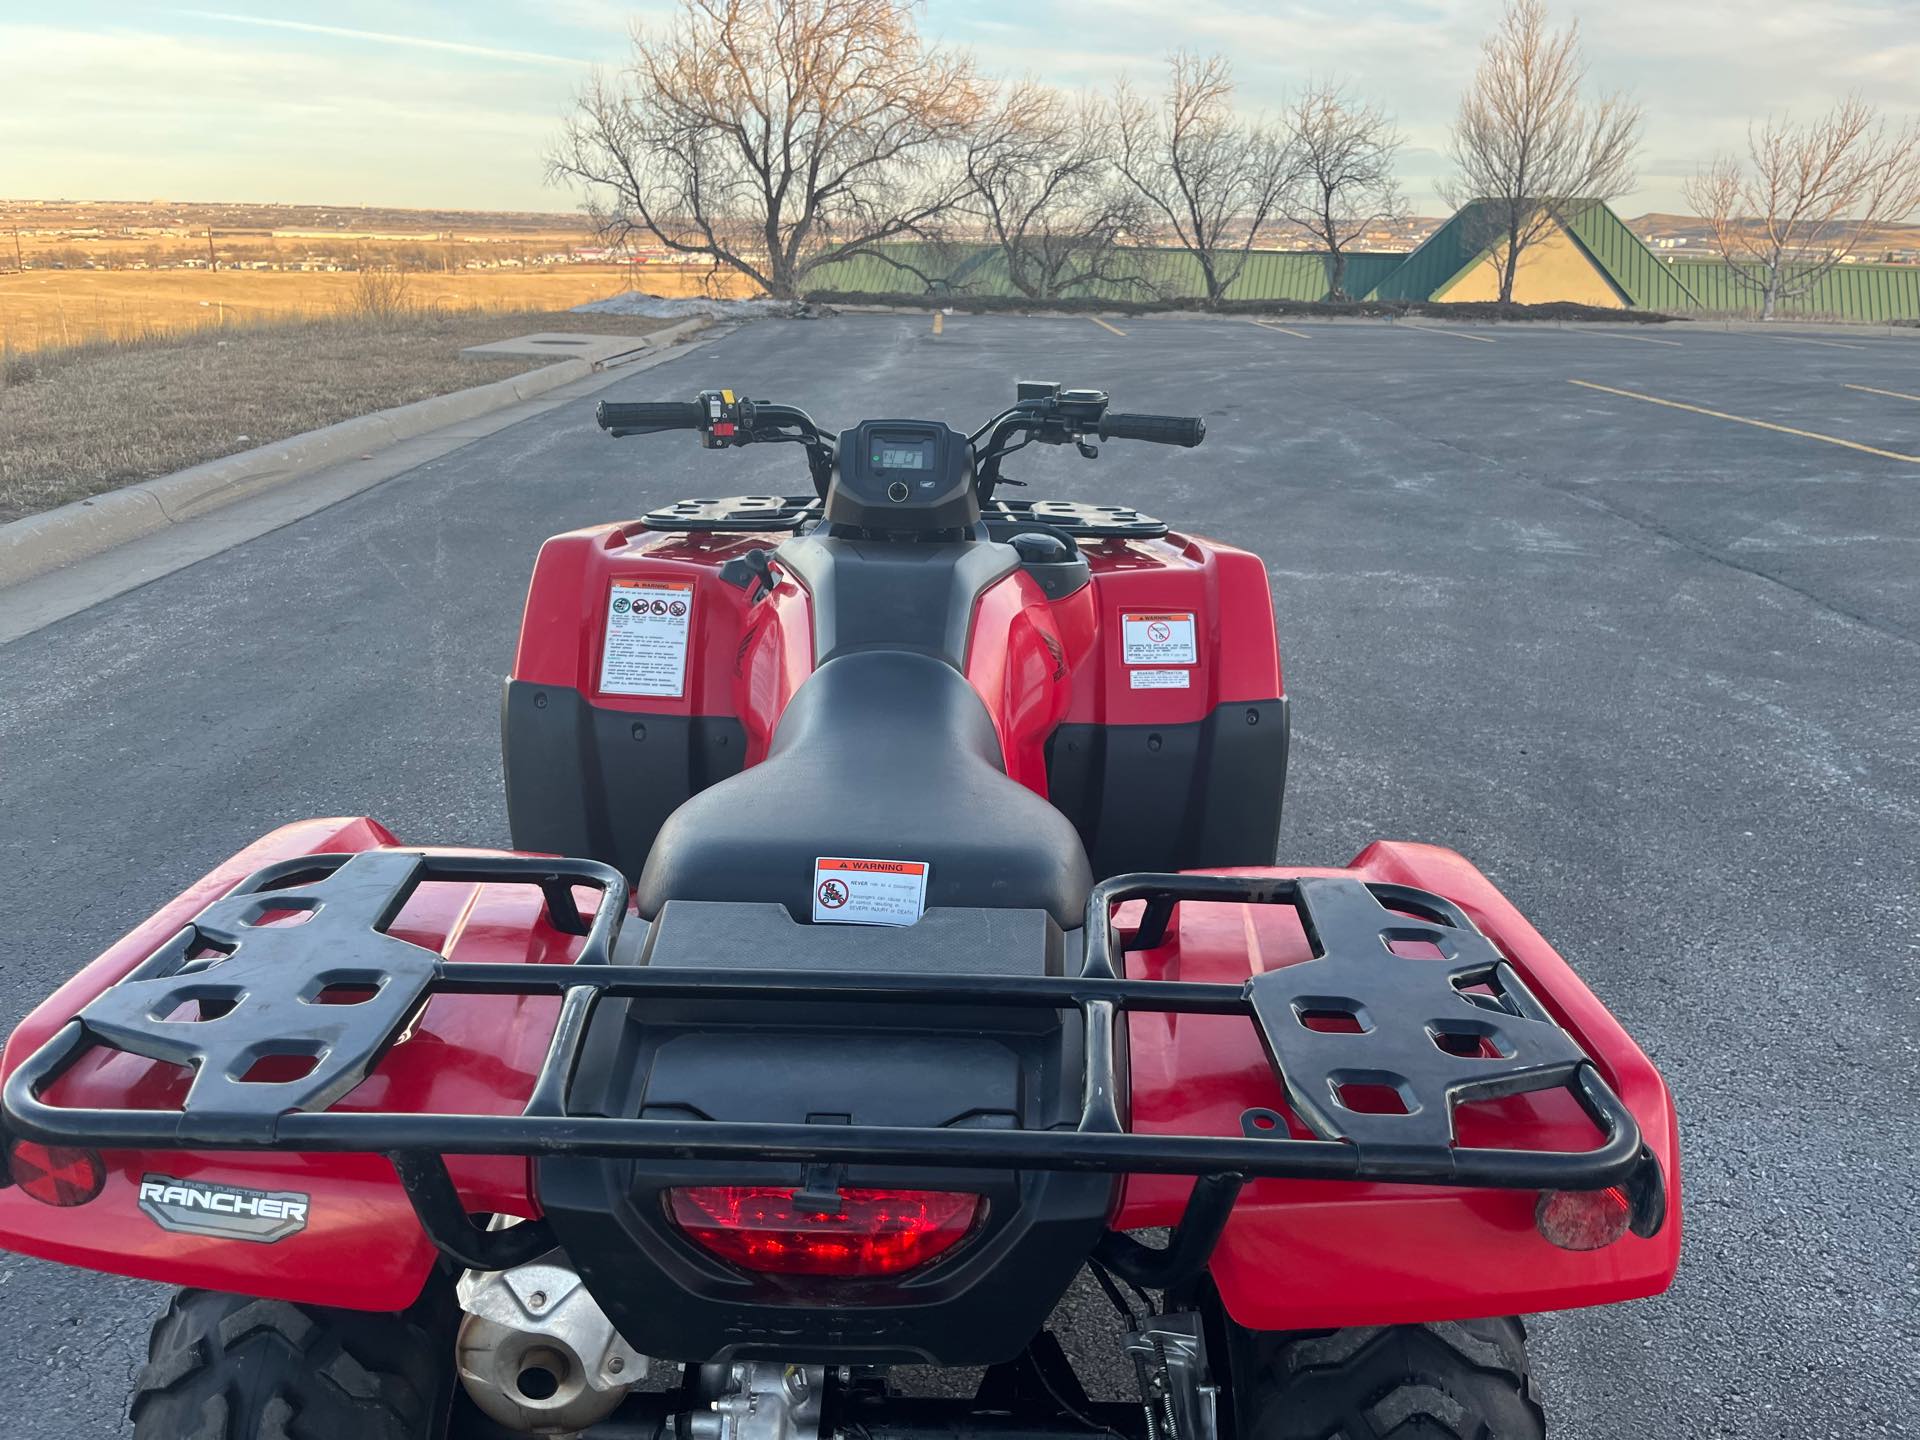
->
[1535,1186,1632,1251]
[667,1185,982,1277]
[5,1141,107,1208]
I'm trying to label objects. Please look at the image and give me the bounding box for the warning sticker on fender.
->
[1129,669,1191,690]
[1121,611,1197,666]
[813,857,930,926]
[601,580,694,697]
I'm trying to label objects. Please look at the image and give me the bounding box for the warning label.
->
[812,857,930,927]
[1129,669,1191,690]
[1121,611,1197,666]
[600,580,694,697]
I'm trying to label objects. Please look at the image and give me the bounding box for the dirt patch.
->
[0,308,671,524]
[803,291,1686,325]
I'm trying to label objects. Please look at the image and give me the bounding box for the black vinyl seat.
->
[634,650,1093,928]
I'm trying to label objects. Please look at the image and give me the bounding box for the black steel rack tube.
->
[0,855,1668,1268]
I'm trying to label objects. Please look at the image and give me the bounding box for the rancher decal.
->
[137,1175,311,1243]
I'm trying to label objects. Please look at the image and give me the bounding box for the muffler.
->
[457,1253,648,1435]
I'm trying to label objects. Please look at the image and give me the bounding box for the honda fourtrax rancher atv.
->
[0,382,1678,1439]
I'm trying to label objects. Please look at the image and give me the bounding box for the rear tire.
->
[1232,1317,1546,1440]
[129,1284,455,1440]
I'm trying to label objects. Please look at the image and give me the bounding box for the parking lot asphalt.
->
[2,312,1917,1438]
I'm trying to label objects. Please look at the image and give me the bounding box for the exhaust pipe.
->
[457,1253,648,1435]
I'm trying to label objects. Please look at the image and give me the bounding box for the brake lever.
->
[1076,440,1099,459]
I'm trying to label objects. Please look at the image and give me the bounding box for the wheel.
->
[130,1284,456,1439]
[1230,1317,1546,1440]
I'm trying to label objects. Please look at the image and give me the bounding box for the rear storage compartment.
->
[538,901,1115,1366]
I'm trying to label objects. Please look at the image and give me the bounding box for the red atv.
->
[0,382,1678,1439]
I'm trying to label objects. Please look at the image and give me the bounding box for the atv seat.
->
[633,650,1093,927]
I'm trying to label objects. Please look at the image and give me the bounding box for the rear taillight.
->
[1534,1185,1632,1251]
[5,1141,107,1208]
[667,1185,982,1277]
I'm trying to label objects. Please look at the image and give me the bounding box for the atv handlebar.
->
[1098,412,1206,448]
[596,383,1206,504]
[597,400,707,436]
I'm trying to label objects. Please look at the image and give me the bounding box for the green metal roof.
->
[1359,198,1700,308]
[1559,201,1701,310]
[1360,199,1499,301]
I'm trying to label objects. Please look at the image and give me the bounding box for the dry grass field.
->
[0,307,675,523]
[0,264,757,353]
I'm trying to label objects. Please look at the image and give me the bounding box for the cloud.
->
[0,22,587,208]
[176,9,583,66]
[939,0,1920,211]
[9,1,1918,215]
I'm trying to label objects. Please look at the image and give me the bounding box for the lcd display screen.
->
[872,439,934,471]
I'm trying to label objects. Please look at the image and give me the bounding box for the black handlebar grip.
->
[596,400,707,432]
[1097,412,1207,447]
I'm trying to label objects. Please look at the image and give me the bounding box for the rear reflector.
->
[6,1141,107,1208]
[1534,1185,1632,1251]
[667,1185,982,1277]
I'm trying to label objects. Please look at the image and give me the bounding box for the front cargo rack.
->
[3,852,1666,1278]
[640,495,820,532]
[636,494,1170,539]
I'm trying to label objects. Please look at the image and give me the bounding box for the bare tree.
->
[348,268,413,322]
[1443,0,1641,304]
[961,83,1146,301]
[1114,53,1299,306]
[1684,97,1920,319]
[1280,83,1404,301]
[548,0,983,300]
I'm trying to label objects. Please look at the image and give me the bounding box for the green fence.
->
[802,236,1920,320]
[803,242,1403,303]
[1664,256,1920,322]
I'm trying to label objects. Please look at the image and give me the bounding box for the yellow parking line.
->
[1254,320,1314,340]
[1088,316,1127,337]
[1400,324,1496,344]
[1749,333,1868,351]
[931,311,944,335]
[1569,379,1920,464]
[1846,382,1920,404]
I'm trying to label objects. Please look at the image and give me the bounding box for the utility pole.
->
[11,226,21,272]
[206,227,216,271]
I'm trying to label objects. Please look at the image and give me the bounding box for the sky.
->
[4,0,1918,217]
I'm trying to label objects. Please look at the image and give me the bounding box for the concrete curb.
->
[0,317,713,591]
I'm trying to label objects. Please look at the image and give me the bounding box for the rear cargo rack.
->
[3,852,1666,1276]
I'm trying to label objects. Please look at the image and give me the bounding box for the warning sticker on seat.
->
[813,857,930,926]
[600,580,694,697]
[1121,611,1197,666]
[1129,669,1191,690]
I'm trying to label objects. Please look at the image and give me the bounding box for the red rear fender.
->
[0,820,562,1312]
[1116,842,1682,1330]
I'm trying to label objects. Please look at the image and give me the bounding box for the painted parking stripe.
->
[1747,333,1869,352]
[1564,328,1683,348]
[1253,320,1314,340]
[1846,383,1920,404]
[1400,324,1496,344]
[1088,316,1127,337]
[1569,379,1920,464]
